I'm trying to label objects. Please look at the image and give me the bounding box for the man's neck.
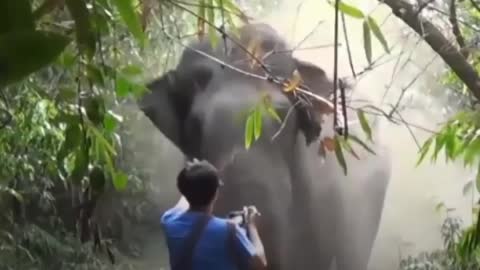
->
[188,205,213,214]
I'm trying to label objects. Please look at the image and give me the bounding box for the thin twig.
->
[341,13,356,78]
[271,101,301,141]
[292,19,325,52]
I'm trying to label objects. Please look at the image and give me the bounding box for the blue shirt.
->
[161,207,257,270]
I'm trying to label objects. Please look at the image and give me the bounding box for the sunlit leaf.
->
[65,0,96,58]
[0,186,24,203]
[362,20,372,65]
[463,137,480,166]
[253,107,262,140]
[88,124,116,155]
[113,171,128,191]
[328,0,364,19]
[284,70,303,92]
[103,111,122,133]
[244,114,254,149]
[366,16,389,53]
[112,0,146,47]
[432,133,446,161]
[357,109,372,141]
[0,0,34,34]
[0,31,70,86]
[334,136,348,175]
[120,64,143,76]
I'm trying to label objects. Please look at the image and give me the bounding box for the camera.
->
[227,209,247,227]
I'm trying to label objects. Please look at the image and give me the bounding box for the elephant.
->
[138,22,392,270]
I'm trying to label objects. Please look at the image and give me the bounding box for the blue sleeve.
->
[233,224,257,262]
[160,207,184,225]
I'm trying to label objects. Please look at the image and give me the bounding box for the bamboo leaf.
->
[476,163,480,193]
[334,136,348,175]
[253,107,262,140]
[112,0,146,47]
[113,171,128,191]
[244,114,254,149]
[65,0,96,57]
[416,138,433,166]
[0,31,70,86]
[366,16,389,53]
[207,0,218,48]
[363,20,372,65]
[357,109,372,141]
[348,134,376,155]
[328,0,364,19]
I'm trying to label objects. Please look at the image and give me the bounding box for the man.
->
[161,159,268,270]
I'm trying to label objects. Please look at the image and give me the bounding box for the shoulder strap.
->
[172,214,212,270]
[227,222,245,270]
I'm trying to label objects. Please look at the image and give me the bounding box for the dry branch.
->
[382,0,480,101]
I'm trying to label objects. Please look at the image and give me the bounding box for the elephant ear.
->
[138,64,213,151]
[294,58,334,98]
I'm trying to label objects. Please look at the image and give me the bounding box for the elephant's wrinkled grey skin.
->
[138,23,391,270]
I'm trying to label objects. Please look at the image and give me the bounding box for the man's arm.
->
[244,206,267,270]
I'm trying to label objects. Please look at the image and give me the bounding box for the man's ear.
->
[138,64,213,150]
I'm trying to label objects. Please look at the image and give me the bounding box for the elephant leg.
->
[335,166,390,270]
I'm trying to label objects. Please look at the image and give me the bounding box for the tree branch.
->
[448,0,468,58]
[382,0,480,101]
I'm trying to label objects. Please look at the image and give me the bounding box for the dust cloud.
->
[124,0,476,269]
[258,0,475,269]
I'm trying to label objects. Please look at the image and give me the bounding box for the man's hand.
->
[244,206,261,225]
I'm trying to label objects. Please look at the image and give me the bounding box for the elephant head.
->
[139,23,336,161]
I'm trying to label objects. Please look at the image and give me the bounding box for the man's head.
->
[177,159,223,209]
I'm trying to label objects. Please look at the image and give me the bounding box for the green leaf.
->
[366,16,389,53]
[329,0,364,19]
[86,64,105,86]
[57,123,82,162]
[120,64,143,77]
[0,0,34,34]
[357,109,372,141]
[432,133,446,161]
[245,114,254,149]
[103,112,120,133]
[463,137,480,166]
[112,0,146,47]
[85,96,106,126]
[116,75,131,97]
[71,148,89,183]
[113,171,128,191]
[334,136,348,175]
[348,134,376,155]
[65,0,96,58]
[253,107,262,140]
[416,138,433,166]
[362,20,372,65]
[0,31,71,86]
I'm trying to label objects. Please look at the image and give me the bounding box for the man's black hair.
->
[177,159,222,207]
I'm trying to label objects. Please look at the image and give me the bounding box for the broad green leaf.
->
[112,0,146,47]
[103,112,119,133]
[88,124,116,155]
[348,134,376,155]
[357,109,372,141]
[116,75,131,97]
[464,137,480,166]
[245,114,254,149]
[363,20,372,65]
[328,0,364,19]
[334,136,348,175]
[432,133,446,161]
[416,138,433,166]
[0,31,71,86]
[366,16,389,53]
[113,171,128,191]
[0,0,34,34]
[253,107,262,140]
[65,0,96,58]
